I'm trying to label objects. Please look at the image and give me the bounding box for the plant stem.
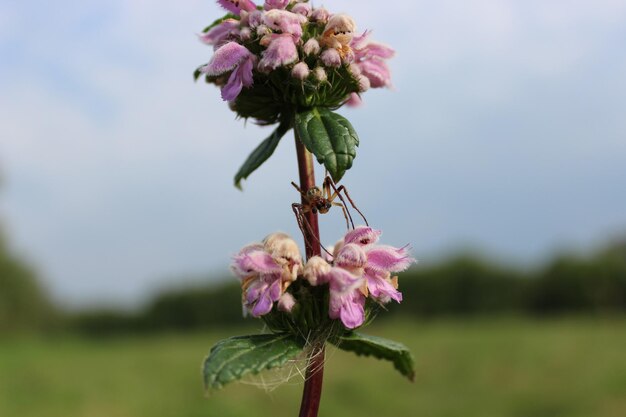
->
[295,136,321,259]
[295,133,325,417]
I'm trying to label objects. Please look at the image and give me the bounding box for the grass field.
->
[1,318,626,417]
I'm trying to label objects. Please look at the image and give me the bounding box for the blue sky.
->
[1,0,626,308]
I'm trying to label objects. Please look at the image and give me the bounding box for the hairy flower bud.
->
[303,38,320,56]
[292,3,311,16]
[321,48,341,67]
[310,7,330,24]
[303,256,331,286]
[291,62,310,80]
[312,66,327,83]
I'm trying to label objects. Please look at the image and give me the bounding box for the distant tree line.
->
[0,229,57,333]
[69,240,626,336]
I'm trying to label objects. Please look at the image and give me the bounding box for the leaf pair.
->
[234,108,359,189]
[203,332,414,391]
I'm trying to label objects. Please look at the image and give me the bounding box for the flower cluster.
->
[196,0,394,124]
[232,226,414,329]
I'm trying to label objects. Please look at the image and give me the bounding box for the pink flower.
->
[351,31,395,88]
[200,42,256,101]
[344,226,382,246]
[359,59,392,88]
[342,226,414,303]
[329,273,365,329]
[198,19,240,48]
[259,34,298,71]
[231,233,302,317]
[263,9,305,39]
[264,0,289,10]
[304,256,365,329]
[217,0,257,16]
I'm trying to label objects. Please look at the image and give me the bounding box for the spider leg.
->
[292,203,333,257]
[324,176,356,229]
[335,184,368,226]
[292,203,309,243]
[291,181,307,198]
[331,201,351,230]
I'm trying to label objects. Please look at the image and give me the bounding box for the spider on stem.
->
[291,176,368,252]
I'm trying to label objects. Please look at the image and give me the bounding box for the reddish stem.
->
[295,137,321,259]
[295,134,325,417]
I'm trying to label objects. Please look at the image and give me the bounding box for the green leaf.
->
[203,333,304,390]
[333,332,415,381]
[234,120,291,189]
[294,108,359,182]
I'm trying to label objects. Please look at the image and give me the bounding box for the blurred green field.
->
[2,318,626,417]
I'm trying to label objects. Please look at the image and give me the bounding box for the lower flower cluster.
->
[231,226,414,329]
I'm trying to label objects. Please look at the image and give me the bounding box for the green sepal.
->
[294,108,359,182]
[234,119,292,189]
[203,333,304,391]
[332,332,415,382]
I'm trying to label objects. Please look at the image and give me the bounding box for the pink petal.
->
[366,245,414,272]
[233,248,282,277]
[359,58,391,88]
[350,30,371,51]
[365,269,402,303]
[340,292,366,329]
[329,290,365,329]
[327,267,363,293]
[362,42,395,59]
[221,66,245,101]
[343,226,382,246]
[245,279,266,304]
[345,92,362,107]
[259,34,298,71]
[198,19,240,47]
[200,42,252,76]
[334,243,367,269]
[263,0,289,10]
[217,0,257,15]
[251,288,274,316]
[263,10,304,38]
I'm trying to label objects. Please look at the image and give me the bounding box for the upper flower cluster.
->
[232,226,414,330]
[196,0,394,124]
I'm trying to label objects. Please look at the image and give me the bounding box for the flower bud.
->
[310,7,330,24]
[291,62,310,80]
[321,48,341,67]
[303,38,320,56]
[239,27,252,41]
[277,292,296,313]
[358,74,371,92]
[312,67,327,83]
[292,3,311,16]
[304,256,331,286]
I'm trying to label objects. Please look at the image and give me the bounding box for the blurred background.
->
[1,1,626,416]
